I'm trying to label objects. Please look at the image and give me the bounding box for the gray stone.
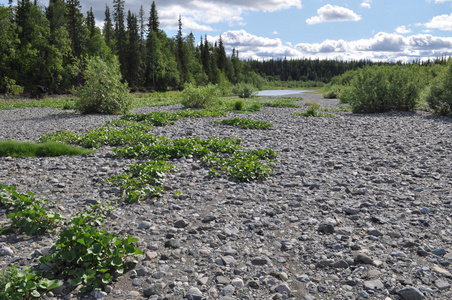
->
[220,284,235,296]
[275,283,291,294]
[231,277,244,288]
[0,247,14,256]
[144,284,163,296]
[138,221,152,229]
[216,275,231,285]
[251,257,270,266]
[318,224,335,234]
[332,259,349,269]
[174,219,189,228]
[432,248,447,256]
[435,279,451,290]
[165,239,181,249]
[356,253,374,265]
[398,286,424,300]
[364,279,384,290]
[185,287,203,300]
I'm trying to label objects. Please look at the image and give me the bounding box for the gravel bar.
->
[1,92,452,299]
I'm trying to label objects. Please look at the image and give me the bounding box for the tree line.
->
[1,1,450,96]
[0,0,256,95]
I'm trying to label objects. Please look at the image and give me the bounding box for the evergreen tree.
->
[103,5,114,50]
[149,1,159,35]
[176,15,188,86]
[86,7,95,37]
[113,0,127,76]
[66,0,85,58]
[126,10,141,88]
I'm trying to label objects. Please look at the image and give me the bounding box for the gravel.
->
[1,92,452,299]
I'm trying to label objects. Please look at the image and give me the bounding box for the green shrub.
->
[426,61,452,116]
[323,84,342,99]
[340,65,421,113]
[75,56,133,114]
[0,140,92,158]
[234,100,244,111]
[181,84,219,109]
[232,83,257,98]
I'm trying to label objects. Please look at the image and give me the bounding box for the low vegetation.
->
[0,140,93,157]
[0,184,142,295]
[214,118,273,129]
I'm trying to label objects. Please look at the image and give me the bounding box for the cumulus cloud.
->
[203,29,452,62]
[361,0,372,8]
[306,5,362,25]
[208,30,301,60]
[396,25,412,34]
[433,0,452,3]
[70,0,302,31]
[425,13,452,31]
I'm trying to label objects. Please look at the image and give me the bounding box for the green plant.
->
[3,77,24,97]
[39,217,143,293]
[261,98,300,108]
[232,83,257,98]
[233,100,244,111]
[108,160,175,203]
[293,107,333,117]
[0,140,93,157]
[214,118,273,129]
[340,65,421,113]
[75,56,133,115]
[305,101,321,110]
[426,61,452,116]
[0,185,63,235]
[0,265,62,300]
[181,84,219,109]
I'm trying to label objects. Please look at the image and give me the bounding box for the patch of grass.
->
[293,107,333,117]
[0,140,93,157]
[214,118,273,129]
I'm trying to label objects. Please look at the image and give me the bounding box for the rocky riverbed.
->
[0,93,452,300]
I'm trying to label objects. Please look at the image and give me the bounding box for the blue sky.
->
[3,0,452,61]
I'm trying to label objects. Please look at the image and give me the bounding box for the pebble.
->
[1,95,452,299]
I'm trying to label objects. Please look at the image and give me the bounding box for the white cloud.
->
[425,13,452,31]
[433,0,452,3]
[396,25,412,34]
[208,30,301,60]
[361,0,372,8]
[306,5,362,25]
[215,30,452,62]
[74,0,302,31]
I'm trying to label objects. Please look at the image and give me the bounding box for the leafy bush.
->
[426,61,452,116]
[75,56,133,114]
[234,100,244,111]
[232,83,257,98]
[340,65,421,113]
[0,265,62,300]
[181,84,219,109]
[0,140,93,157]
[323,84,343,99]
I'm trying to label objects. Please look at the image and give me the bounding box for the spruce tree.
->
[113,0,127,76]
[66,0,85,58]
[126,10,141,88]
[103,5,114,50]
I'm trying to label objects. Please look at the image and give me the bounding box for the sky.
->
[3,0,452,62]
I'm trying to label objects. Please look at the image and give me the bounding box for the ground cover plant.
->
[213,117,273,129]
[0,265,62,300]
[0,140,93,158]
[0,184,143,295]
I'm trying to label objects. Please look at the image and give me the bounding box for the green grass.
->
[214,118,273,129]
[0,140,93,157]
